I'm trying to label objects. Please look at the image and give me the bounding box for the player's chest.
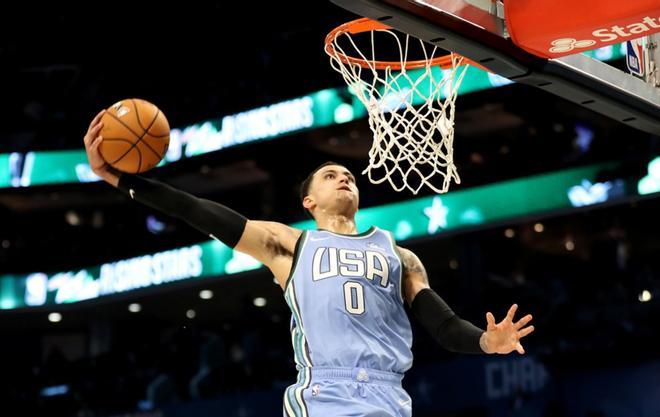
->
[305,244,399,289]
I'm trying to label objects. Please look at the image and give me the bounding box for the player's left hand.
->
[483,304,534,354]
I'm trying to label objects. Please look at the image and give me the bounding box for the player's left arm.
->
[398,246,535,355]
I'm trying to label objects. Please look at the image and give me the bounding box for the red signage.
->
[505,0,660,58]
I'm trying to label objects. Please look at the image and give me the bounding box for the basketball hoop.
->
[325,18,478,194]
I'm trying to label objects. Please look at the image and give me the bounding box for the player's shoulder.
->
[396,245,413,258]
[395,245,423,267]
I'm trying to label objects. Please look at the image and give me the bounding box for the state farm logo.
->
[549,38,596,54]
[548,15,660,54]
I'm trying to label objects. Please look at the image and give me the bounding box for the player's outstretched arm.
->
[83,111,302,276]
[398,246,534,354]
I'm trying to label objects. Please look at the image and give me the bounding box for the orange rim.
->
[325,18,486,71]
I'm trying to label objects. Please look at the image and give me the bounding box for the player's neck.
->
[315,215,358,235]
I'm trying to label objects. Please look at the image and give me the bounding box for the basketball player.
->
[84,110,534,416]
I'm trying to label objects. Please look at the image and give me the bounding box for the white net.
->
[327,25,469,194]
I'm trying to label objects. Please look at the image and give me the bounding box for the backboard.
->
[329,0,660,135]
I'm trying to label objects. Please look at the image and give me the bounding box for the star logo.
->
[424,196,448,234]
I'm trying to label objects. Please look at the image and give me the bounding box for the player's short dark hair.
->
[300,161,341,218]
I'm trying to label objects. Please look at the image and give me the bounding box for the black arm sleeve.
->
[117,174,247,248]
[411,288,485,354]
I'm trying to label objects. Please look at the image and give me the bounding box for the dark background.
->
[0,2,658,417]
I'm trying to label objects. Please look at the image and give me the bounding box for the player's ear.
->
[303,195,316,211]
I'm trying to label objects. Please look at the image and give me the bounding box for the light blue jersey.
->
[283,226,414,417]
[283,226,413,373]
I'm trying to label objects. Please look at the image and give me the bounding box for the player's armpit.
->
[234,220,302,266]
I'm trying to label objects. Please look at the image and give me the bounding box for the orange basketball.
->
[99,98,170,174]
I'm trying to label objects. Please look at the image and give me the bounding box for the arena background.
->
[0,2,659,417]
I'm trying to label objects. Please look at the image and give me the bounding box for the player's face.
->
[304,165,359,216]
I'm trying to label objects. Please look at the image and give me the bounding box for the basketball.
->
[99,98,170,174]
